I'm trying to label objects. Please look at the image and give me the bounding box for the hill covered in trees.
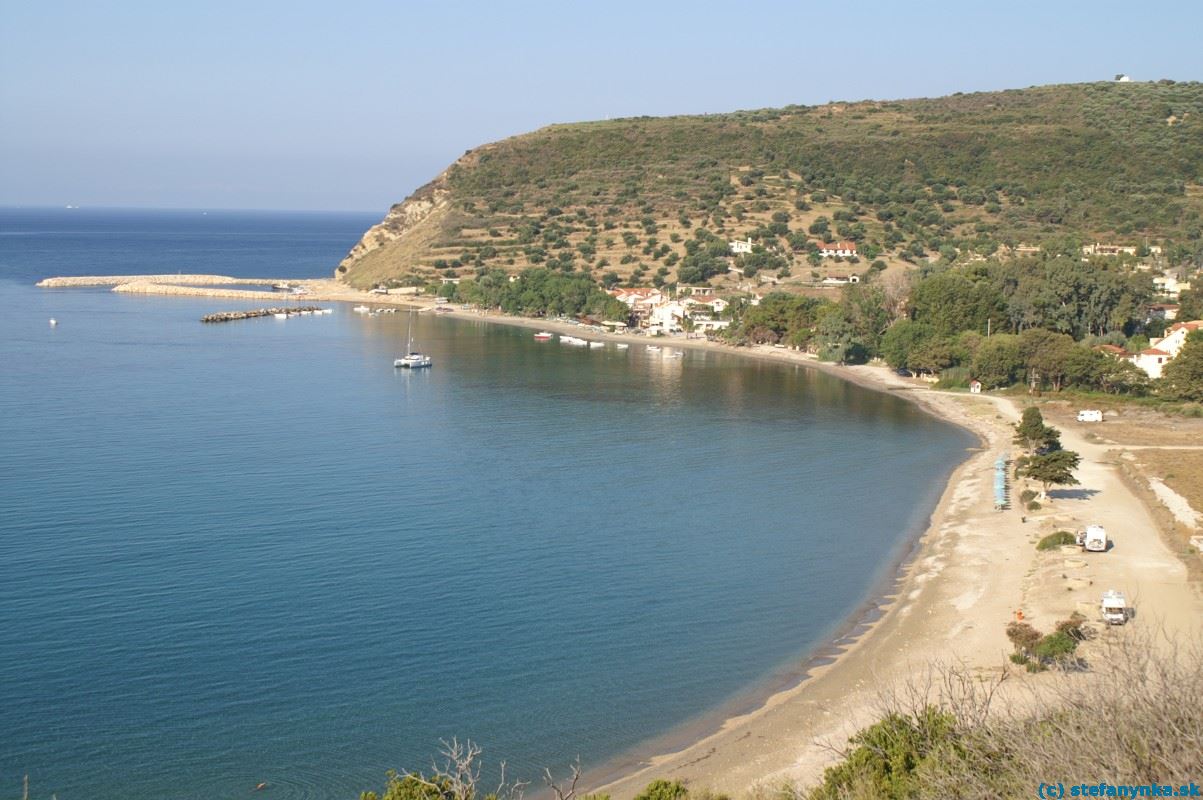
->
[337,80,1203,290]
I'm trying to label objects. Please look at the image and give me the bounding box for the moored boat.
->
[534,331,554,341]
[394,310,433,369]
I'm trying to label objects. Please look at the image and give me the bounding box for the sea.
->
[0,208,975,799]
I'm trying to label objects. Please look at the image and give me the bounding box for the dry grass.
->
[796,632,1203,800]
[1128,449,1203,522]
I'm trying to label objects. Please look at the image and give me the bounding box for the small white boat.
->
[646,345,661,352]
[319,308,333,315]
[670,350,684,358]
[534,331,554,341]
[615,343,628,350]
[394,310,433,369]
[273,312,288,320]
[589,341,605,348]
[561,335,587,346]
[353,305,370,314]
[395,353,432,368]
[49,318,58,327]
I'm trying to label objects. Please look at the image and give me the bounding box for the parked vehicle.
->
[1083,524,1108,552]
[1101,590,1128,625]
[1077,409,1103,422]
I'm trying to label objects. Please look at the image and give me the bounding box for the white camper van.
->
[1083,524,1107,552]
[1101,590,1128,625]
[1077,409,1103,422]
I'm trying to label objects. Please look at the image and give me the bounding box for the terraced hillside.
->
[337,81,1203,291]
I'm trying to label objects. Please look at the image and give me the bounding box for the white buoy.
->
[49,318,57,326]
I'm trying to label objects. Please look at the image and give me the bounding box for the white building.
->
[692,318,731,333]
[818,241,858,258]
[729,238,753,255]
[1133,320,1203,378]
[1082,242,1138,257]
[1132,348,1172,379]
[609,287,666,308]
[683,294,729,315]
[1153,276,1191,298]
[647,300,688,333]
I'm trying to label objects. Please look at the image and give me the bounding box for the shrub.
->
[635,780,689,800]
[808,708,957,800]
[1009,652,1029,665]
[1033,630,1078,662]
[1037,531,1077,550]
[1019,489,1037,504]
[1006,622,1042,655]
[1027,501,1042,511]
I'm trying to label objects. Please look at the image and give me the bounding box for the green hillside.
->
[337,81,1203,289]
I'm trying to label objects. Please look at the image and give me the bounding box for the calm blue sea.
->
[0,208,974,800]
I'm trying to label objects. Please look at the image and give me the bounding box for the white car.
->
[1077,409,1103,422]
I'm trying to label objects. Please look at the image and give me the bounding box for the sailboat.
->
[394,310,433,369]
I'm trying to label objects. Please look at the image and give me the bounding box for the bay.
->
[0,208,974,799]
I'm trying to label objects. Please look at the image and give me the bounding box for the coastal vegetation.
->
[439,268,630,320]
[339,80,1203,404]
[360,640,1202,800]
[1011,408,1081,499]
[806,639,1202,799]
[339,81,1203,293]
[1036,530,1078,550]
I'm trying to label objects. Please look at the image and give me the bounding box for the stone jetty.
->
[201,307,327,323]
[37,274,279,288]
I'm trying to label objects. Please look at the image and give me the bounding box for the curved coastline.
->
[35,275,994,791]
[37,275,1201,797]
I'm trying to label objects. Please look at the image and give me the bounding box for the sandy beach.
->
[42,274,1203,796]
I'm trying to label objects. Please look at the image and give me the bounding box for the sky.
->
[1,0,1201,213]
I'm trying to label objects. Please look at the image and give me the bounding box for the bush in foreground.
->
[1036,530,1077,550]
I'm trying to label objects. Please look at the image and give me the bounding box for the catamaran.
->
[394,311,433,369]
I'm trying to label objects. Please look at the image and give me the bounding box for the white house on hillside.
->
[1082,242,1138,256]
[609,287,665,307]
[1133,348,1172,379]
[1153,275,1191,298]
[683,294,729,315]
[729,238,753,255]
[818,241,858,258]
[1133,320,1203,378]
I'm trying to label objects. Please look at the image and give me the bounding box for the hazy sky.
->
[2,0,1200,213]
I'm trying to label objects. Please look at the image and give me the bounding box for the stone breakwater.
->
[36,275,280,288]
[201,307,328,323]
[111,281,282,300]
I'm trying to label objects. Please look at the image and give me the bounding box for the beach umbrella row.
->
[994,456,1010,509]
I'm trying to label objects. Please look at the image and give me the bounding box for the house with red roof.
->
[1133,320,1203,378]
[818,241,858,258]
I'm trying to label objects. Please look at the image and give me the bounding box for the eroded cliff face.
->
[334,143,508,288]
[335,176,452,286]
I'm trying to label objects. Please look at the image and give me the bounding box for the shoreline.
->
[40,275,1203,796]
